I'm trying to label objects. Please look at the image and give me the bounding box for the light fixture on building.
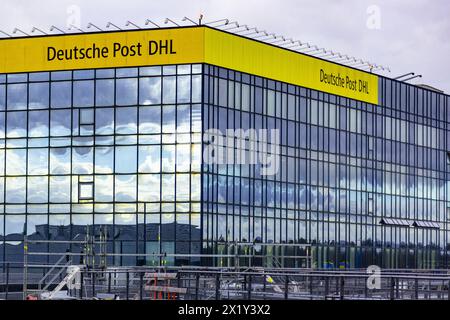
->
[49,25,66,34]
[145,19,160,28]
[13,28,30,36]
[106,22,121,30]
[394,72,415,80]
[182,17,198,25]
[68,24,84,33]
[164,18,180,27]
[204,19,229,27]
[125,21,141,29]
[87,23,103,31]
[402,74,422,82]
[31,27,47,35]
[0,30,11,37]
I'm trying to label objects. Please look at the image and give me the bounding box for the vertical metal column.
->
[126,271,130,299]
[390,277,395,300]
[414,278,419,300]
[215,273,220,300]
[23,236,28,300]
[5,263,9,300]
[284,275,289,300]
[195,273,200,299]
[247,275,252,300]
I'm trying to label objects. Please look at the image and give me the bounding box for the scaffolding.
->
[20,237,312,300]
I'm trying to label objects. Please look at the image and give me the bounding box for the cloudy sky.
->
[1,0,449,93]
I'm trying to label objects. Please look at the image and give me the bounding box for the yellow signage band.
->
[0,26,379,104]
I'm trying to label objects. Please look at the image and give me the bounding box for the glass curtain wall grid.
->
[201,64,450,269]
[0,64,203,268]
[1,62,450,270]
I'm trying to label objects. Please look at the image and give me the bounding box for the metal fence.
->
[28,266,450,300]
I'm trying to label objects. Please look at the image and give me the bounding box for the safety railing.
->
[54,267,450,300]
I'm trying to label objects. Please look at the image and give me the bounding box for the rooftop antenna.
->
[394,72,414,80]
[145,19,160,28]
[182,17,198,25]
[13,28,30,36]
[31,27,47,35]
[125,21,141,29]
[199,14,204,25]
[402,74,422,82]
[106,22,121,30]
[50,25,66,34]
[0,30,12,37]
[164,18,180,27]
[87,23,103,31]
[68,24,84,33]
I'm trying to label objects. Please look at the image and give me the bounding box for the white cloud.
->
[0,0,449,92]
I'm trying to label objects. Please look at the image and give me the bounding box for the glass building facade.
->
[0,64,203,267]
[1,61,450,270]
[202,65,450,269]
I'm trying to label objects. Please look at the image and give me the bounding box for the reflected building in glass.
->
[1,27,450,270]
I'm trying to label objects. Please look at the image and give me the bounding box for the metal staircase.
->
[40,265,81,300]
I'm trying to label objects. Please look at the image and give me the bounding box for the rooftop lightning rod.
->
[125,21,141,29]
[87,23,103,31]
[106,22,121,30]
[13,28,30,36]
[31,27,47,35]
[50,25,66,34]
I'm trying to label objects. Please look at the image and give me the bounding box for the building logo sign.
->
[46,40,177,62]
[320,69,371,95]
[0,26,379,104]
